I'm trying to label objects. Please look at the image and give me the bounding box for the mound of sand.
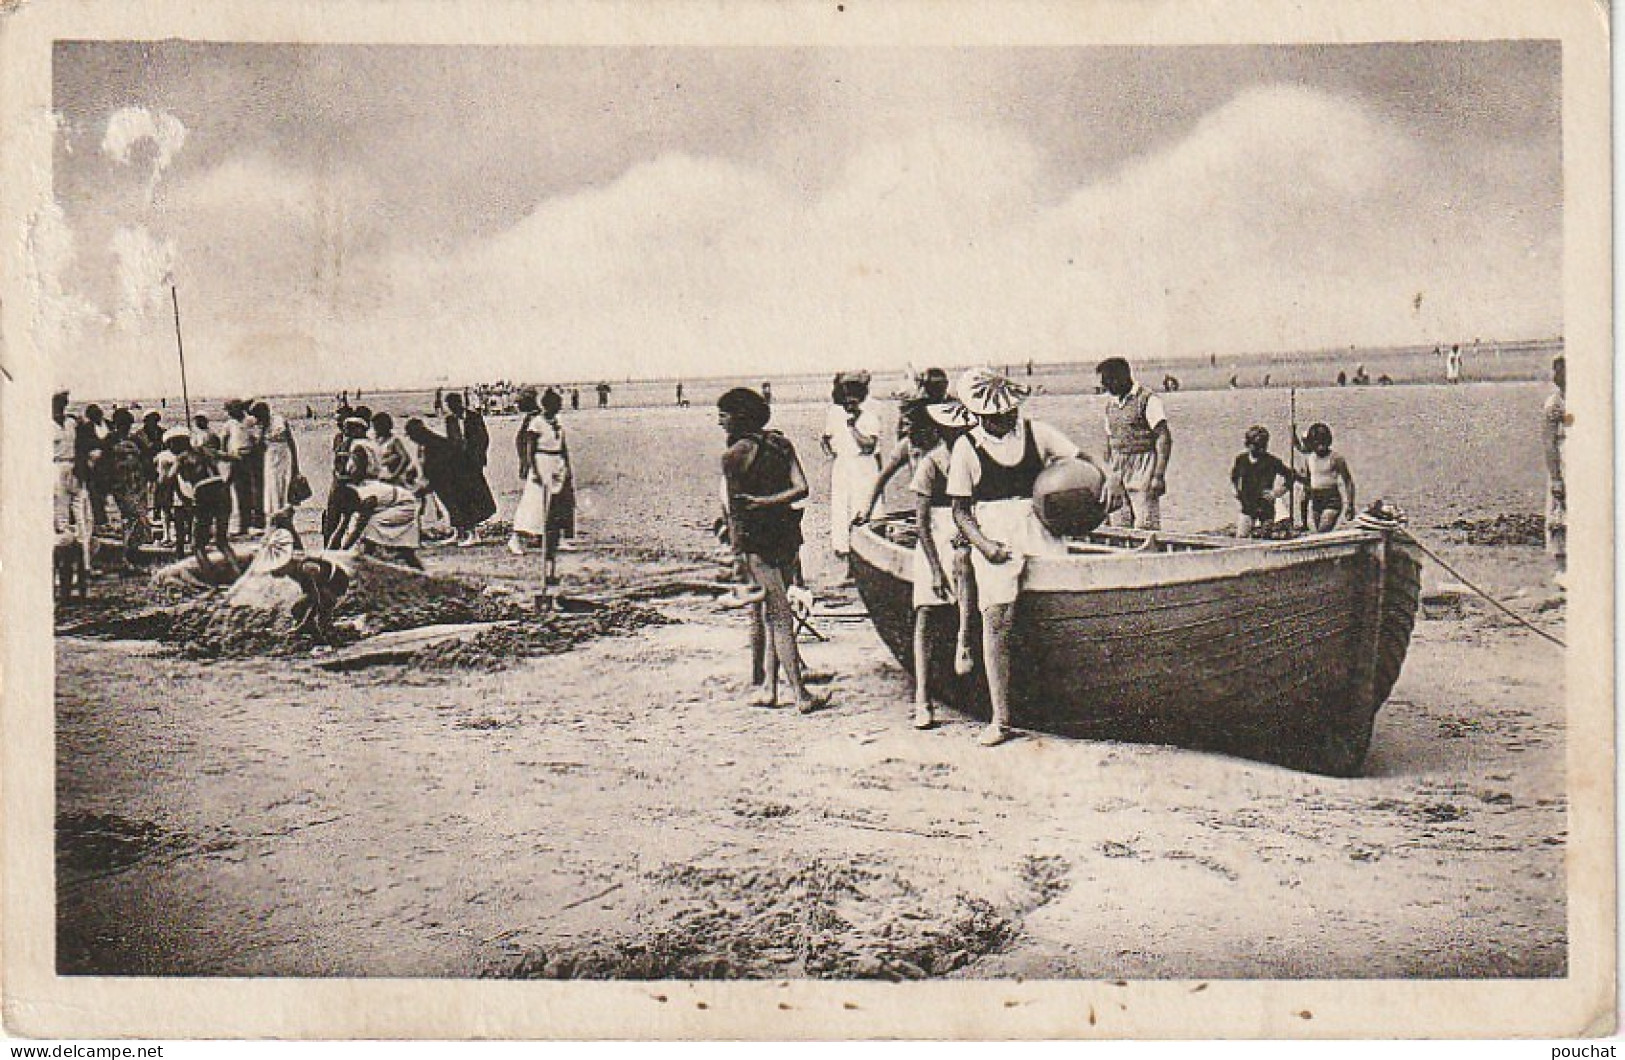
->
[491,860,1016,980]
[1436,513,1546,546]
[167,556,532,659]
[407,604,673,672]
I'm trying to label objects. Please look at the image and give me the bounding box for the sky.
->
[40,41,1561,398]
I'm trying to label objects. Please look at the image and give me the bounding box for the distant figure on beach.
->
[54,389,94,568]
[675,382,687,406]
[77,403,112,532]
[1352,364,1371,386]
[1542,354,1566,589]
[902,398,977,730]
[433,387,444,415]
[950,367,1105,747]
[443,390,489,470]
[1227,374,1239,389]
[1161,374,1180,393]
[1262,373,1272,388]
[105,409,153,562]
[154,427,187,553]
[570,387,580,412]
[717,387,824,714]
[1209,353,1217,368]
[261,507,350,643]
[1293,423,1356,533]
[509,388,575,600]
[1337,370,1348,387]
[372,412,418,488]
[253,401,300,518]
[1097,357,1171,531]
[1230,426,1293,539]
[191,413,220,454]
[170,432,240,579]
[821,371,883,562]
[762,381,773,404]
[326,480,424,569]
[222,400,263,537]
[339,415,382,484]
[596,382,611,408]
[406,417,495,548]
[1446,345,1463,384]
[1378,374,1394,386]
[443,391,494,543]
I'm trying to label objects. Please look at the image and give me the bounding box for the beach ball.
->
[1033,458,1108,538]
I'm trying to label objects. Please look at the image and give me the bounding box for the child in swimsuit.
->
[1294,422,1356,533]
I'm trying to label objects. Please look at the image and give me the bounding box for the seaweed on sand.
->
[487,860,1015,981]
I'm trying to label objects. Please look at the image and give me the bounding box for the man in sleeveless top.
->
[1097,357,1171,530]
[948,367,1106,747]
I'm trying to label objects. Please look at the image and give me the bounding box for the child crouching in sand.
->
[260,506,352,643]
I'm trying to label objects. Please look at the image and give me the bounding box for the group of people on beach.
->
[715,356,1380,748]
[54,349,1568,733]
[52,390,302,580]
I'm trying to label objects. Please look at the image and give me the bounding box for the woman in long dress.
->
[405,417,496,547]
[252,401,300,516]
[819,372,883,561]
[507,388,572,592]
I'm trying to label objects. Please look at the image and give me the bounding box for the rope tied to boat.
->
[1357,500,1566,649]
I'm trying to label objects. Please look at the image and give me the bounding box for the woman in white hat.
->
[947,367,1114,746]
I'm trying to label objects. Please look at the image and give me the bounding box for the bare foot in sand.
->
[977,724,1009,747]
[748,685,777,708]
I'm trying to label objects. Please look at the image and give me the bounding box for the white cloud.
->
[53,84,1562,396]
[102,107,188,204]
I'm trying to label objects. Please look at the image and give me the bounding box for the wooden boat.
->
[849,517,1422,776]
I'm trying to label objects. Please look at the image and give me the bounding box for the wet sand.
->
[56,532,1566,979]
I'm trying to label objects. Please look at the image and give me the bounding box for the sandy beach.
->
[54,382,1567,980]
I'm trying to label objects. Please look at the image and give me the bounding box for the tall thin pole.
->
[170,285,191,424]
[1288,387,1300,530]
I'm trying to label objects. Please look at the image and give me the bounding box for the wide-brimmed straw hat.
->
[956,367,1030,417]
[925,401,976,429]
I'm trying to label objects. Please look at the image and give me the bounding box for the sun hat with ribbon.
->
[956,367,1031,417]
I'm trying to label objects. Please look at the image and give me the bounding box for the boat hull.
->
[850,523,1421,776]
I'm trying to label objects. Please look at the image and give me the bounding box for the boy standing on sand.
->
[1230,426,1294,538]
[1292,423,1357,533]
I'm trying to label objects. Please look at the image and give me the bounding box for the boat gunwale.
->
[851,519,1407,594]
